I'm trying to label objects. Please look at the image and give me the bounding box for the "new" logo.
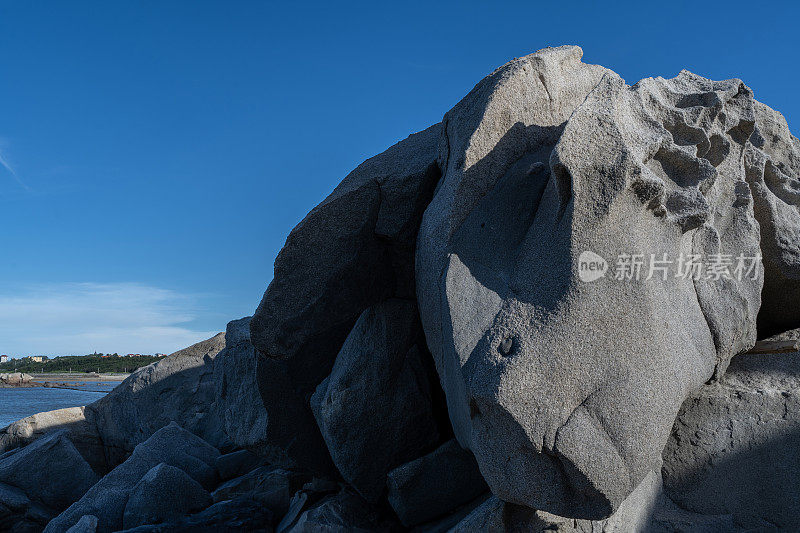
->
[578,251,608,283]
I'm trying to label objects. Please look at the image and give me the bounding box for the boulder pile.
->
[2,45,799,532]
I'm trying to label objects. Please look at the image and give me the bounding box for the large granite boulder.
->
[0,406,105,473]
[212,318,276,459]
[114,497,274,533]
[413,45,791,518]
[122,463,212,530]
[45,422,219,533]
[0,373,33,386]
[449,470,662,532]
[248,124,442,473]
[747,102,800,336]
[250,123,442,361]
[279,487,384,533]
[386,439,487,527]
[211,465,308,518]
[85,332,226,466]
[0,429,98,512]
[310,299,440,502]
[662,341,800,530]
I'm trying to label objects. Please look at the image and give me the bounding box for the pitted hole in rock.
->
[469,398,481,420]
[498,336,515,357]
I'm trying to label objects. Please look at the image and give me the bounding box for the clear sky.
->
[0,1,797,356]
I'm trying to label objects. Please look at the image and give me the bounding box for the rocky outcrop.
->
[449,470,667,532]
[45,423,219,533]
[0,429,98,513]
[386,439,487,526]
[215,449,263,481]
[2,45,799,533]
[412,44,794,518]
[311,299,440,502]
[0,373,34,386]
[250,123,442,361]
[662,345,800,530]
[0,406,105,473]
[65,514,98,533]
[277,486,384,533]
[121,463,212,530]
[85,332,226,466]
[212,318,275,457]
[211,465,308,519]
[248,124,442,473]
[747,102,800,336]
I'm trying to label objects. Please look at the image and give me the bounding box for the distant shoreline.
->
[0,373,129,389]
[30,373,129,382]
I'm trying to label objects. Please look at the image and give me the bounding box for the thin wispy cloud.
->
[0,144,30,191]
[0,282,219,356]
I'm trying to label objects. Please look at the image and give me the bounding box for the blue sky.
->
[0,1,797,356]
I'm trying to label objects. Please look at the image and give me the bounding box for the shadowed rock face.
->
[415,45,792,519]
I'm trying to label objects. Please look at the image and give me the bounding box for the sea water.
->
[0,382,120,427]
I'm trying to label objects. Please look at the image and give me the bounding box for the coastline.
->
[31,372,129,382]
[0,373,128,389]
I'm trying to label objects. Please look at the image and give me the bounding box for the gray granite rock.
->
[248,124,441,474]
[0,407,105,474]
[251,123,442,361]
[386,439,487,527]
[448,470,662,532]
[280,487,383,533]
[0,373,33,386]
[216,317,335,474]
[114,498,274,533]
[65,515,99,533]
[211,465,308,518]
[662,347,800,530]
[122,463,212,530]
[45,422,219,533]
[212,317,297,468]
[311,299,439,502]
[85,333,227,466]
[746,101,800,336]
[415,45,778,518]
[0,429,98,512]
[215,449,262,481]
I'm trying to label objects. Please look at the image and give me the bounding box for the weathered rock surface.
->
[386,439,487,526]
[0,480,53,532]
[0,406,105,474]
[311,299,440,502]
[85,332,226,466]
[215,449,263,481]
[45,422,219,533]
[449,470,663,532]
[212,318,273,457]
[248,124,441,473]
[65,514,98,533]
[0,373,34,386]
[122,463,212,530]
[747,102,800,336]
[0,429,98,512]
[662,346,800,530]
[115,498,274,533]
[251,123,442,361]
[413,44,788,518]
[279,487,384,533]
[212,465,308,518]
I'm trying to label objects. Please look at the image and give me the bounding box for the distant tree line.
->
[0,354,165,374]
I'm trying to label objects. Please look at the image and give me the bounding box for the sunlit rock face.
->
[414,45,799,519]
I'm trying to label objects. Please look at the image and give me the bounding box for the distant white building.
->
[0,355,8,363]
